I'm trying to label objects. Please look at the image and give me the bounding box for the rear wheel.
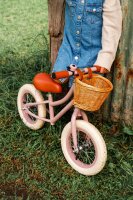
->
[17,84,46,130]
[61,120,107,176]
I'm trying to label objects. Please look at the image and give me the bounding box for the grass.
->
[0,0,48,57]
[0,0,133,199]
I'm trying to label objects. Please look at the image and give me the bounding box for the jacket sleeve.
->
[94,0,122,71]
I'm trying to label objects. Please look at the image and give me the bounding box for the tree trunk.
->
[103,0,133,128]
[48,0,65,68]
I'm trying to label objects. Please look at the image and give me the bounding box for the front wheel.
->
[61,120,107,176]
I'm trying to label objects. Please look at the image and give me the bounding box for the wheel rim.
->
[21,92,38,124]
[66,128,97,168]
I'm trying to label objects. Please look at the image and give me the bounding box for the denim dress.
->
[53,0,105,84]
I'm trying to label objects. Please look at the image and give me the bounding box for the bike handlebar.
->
[51,66,101,80]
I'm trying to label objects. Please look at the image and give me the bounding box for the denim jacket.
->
[53,0,105,72]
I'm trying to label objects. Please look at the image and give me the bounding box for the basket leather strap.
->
[86,66,101,78]
[76,69,83,80]
[88,68,92,79]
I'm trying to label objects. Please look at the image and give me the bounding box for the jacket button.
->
[76,43,80,47]
[77,15,81,20]
[74,56,79,60]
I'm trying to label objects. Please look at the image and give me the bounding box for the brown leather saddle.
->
[33,73,62,93]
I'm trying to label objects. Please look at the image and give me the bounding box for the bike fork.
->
[71,107,88,153]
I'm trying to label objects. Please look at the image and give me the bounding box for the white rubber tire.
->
[61,120,107,176]
[17,84,46,130]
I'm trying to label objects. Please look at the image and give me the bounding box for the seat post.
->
[48,93,55,125]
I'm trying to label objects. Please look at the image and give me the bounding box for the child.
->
[52,0,122,82]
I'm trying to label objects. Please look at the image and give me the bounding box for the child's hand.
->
[100,67,109,74]
[67,64,78,75]
[93,65,109,74]
[83,66,109,74]
[67,64,77,72]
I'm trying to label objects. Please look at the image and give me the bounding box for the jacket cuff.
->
[94,52,115,72]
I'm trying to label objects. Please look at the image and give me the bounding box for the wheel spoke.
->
[72,130,95,165]
[23,93,38,122]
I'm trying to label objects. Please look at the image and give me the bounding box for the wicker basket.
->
[74,74,113,111]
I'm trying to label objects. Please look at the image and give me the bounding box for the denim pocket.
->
[66,0,77,17]
[85,4,103,24]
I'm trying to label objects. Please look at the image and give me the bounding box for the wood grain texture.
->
[48,0,65,67]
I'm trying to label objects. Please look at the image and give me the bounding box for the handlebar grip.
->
[51,71,69,79]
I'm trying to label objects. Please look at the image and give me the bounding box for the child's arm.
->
[94,0,122,72]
